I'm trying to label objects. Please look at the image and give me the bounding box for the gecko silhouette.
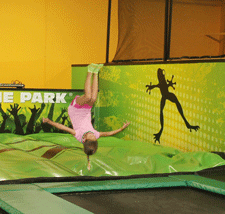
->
[146,68,200,143]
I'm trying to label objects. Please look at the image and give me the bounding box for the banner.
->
[0,89,83,135]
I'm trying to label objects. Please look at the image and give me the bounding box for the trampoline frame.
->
[0,168,225,214]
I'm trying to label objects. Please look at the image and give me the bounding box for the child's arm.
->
[43,118,76,136]
[100,121,130,137]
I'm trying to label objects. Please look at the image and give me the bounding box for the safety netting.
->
[113,0,225,62]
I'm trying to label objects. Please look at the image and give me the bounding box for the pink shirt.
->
[68,96,100,143]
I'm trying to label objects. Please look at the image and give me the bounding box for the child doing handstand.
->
[43,63,130,170]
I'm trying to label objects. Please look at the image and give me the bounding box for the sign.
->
[0,89,83,135]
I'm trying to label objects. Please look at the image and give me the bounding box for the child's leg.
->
[88,73,98,106]
[76,64,102,106]
[76,72,92,106]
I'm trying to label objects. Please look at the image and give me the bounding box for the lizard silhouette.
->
[146,68,200,143]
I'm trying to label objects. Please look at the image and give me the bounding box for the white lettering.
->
[31,93,43,103]
[4,92,14,103]
[56,93,67,103]
[20,93,32,103]
[16,92,68,104]
[44,93,55,103]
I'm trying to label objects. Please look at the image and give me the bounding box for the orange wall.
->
[170,2,222,57]
[0,0,118,89]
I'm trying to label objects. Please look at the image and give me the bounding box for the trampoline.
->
[0,165,225,214]
[56,187,225,214]
[55,166,225,214]
[53,167,225,214]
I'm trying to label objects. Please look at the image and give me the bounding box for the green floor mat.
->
[0,133,224,180]
[0,188,92,214]
[35,177,187,193]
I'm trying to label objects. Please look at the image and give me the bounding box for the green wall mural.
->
[96,62,225,153]
[146,68,200,143]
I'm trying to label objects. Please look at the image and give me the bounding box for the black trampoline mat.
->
[56,187,225,214]
[196,165,225,182]
[0,208,9,214]
[201,174,225,182]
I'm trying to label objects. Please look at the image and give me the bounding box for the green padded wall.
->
[71,65,88,90]
[94,62,225,153]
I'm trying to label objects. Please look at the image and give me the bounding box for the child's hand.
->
[42,118,50,123]
[122,121,130,130]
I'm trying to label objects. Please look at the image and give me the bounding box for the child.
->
[43,63,130,170]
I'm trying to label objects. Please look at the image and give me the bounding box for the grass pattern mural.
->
[0,90,82,135]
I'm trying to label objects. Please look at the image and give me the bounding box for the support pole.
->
[106,0,112,63]
[167,0,173,60]
[164,0,173,61]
